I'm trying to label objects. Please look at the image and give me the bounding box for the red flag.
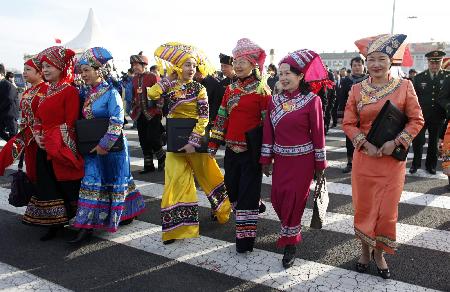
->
[401,45,413,67]
[55,38,62,44]
[443,57,450,70]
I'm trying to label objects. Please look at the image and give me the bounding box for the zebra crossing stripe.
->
[131,181,450,253]
[0,188,437,292]
[0,262,72,292]
[127,157,450,209]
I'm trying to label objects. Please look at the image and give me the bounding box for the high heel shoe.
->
[282,245,296,269]
[355,249,372,273]
[40,226,61,241]
[119,217,136,226]
[373,250,391,279]
[376,267,391,279]
[67,229,93,244]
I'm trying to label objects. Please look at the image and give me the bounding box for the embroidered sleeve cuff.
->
[210,129,225,143]
[352,133,367,150]
[207,144,218,156]
[188,132,202,148]
[261,143,273,158]
[314,148,326,161]
[158,78,173,92]
[99,117,123,151]
[395,130,413,149]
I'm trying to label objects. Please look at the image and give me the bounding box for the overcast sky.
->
[1,0,448,72]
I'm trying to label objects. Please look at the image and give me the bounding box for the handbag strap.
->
[314,175,326,199]
[18,152,25,170]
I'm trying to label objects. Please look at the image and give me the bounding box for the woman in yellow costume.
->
[147,42,231,244]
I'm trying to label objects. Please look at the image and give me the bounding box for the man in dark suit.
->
[410,50,450,174]
[218,53,237,98]
[0,64,19,141]
[338,57,368,173]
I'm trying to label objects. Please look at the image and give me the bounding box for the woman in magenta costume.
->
[260,49,329,268]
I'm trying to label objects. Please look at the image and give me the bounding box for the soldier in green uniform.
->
[410,50,450,174]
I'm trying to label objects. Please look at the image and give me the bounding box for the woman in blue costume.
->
[69,47,146,243]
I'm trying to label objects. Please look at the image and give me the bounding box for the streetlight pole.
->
[391,0,396,34]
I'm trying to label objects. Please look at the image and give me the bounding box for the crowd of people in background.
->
[0,33,449,281]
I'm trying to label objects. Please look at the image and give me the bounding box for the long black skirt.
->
[23,148,81,226]
[224,148,262,252]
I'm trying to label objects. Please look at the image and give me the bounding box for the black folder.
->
[366,100,408,160]
[245,125,263,165]
[166,118,208,153]
[75,118,124,155]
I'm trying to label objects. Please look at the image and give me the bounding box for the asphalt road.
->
[0,124,448,292]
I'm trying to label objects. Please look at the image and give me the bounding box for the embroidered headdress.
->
[279,49,332,93]
[154,42,216,77]
[232,38,266,73]
[39,46,75,83]
[355,34,407,60]
[24,57,42,72]
[130,51,148,65]
[77,47,113,68]
[279,49,328,82]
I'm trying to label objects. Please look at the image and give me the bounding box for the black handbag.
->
[310,176,329,229]
[366,100,408,161]
[8,153,35,207]
[166,118,208,153]
[75,118,124,155]
[245,125,263,165]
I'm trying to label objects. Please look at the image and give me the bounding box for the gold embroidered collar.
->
[357,77,402,112]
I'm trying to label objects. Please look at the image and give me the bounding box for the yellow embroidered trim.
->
[357,78,402,112]
[352,133,367,149]
[355,227,376,247]
[376,235,397,250]
[396,130,413,146]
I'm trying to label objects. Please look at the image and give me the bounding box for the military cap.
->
[219,53,233,65]
[425,50,446,62]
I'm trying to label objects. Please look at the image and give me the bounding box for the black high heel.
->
[40,226,61,241]
[355,249,372,273]
[373,250,391,279]
[258,201,266,214]
[67,229,93,244]
[163,239,176,245]
[282,245,296,268]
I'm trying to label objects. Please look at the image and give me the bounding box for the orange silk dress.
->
[443,123,450,176]
[343,77,424,254]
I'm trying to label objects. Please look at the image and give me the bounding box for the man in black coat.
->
[323,68,336,134]
[338,57,368,173]
[410,50,450,174]
[217,53,237,103]
[194,71,221,124]
[0,64,19,141]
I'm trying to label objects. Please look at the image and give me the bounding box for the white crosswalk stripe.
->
[0,189,438,292]
[127,157,450,210]
[0,125,447,291]
[0,262,71,291]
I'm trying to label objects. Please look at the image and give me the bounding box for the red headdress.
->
[279,49,333,93]
[232,38,266,73]
[24,57,42,72]
[39,46,75,84]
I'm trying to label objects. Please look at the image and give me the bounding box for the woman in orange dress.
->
[442,121,450,190]
[343,34,424,279]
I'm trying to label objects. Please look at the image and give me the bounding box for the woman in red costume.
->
[22,46,84,241]
[0,57,48,183]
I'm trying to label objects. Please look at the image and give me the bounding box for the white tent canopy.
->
[65,8,108,55]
